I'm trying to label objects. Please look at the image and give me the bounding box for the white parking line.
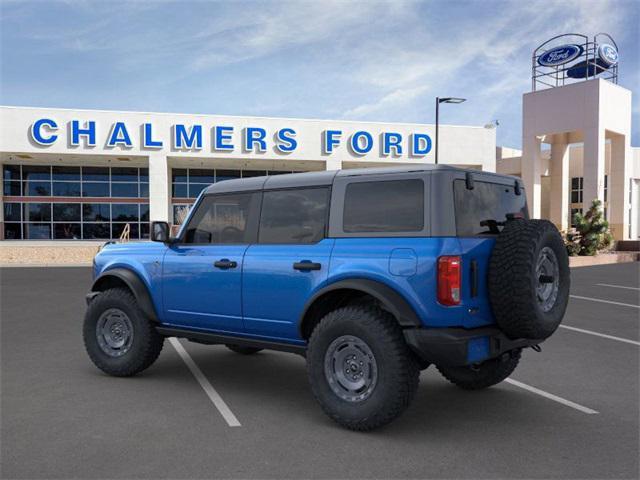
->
[570,295,640,309]
[505,378,599,415]
[596,283,640,291]
[169,338,241,427]
[560,324,640,346]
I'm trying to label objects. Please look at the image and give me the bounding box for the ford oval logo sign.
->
[598,44,618,66]
[538,44,583,67]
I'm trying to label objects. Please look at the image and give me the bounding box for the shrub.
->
[564,199,613,256]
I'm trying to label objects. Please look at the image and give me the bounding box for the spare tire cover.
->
[488,219,570,340]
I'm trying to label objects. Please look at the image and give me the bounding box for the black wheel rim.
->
[536,246,560,312]
[324,335,378,402]
[96,308,134,357]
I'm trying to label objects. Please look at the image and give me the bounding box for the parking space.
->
[1,263,638,479]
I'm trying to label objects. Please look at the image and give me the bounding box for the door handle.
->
[214,259,238,269]
[293,261,321,271]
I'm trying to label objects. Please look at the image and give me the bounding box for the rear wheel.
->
[437,350,521,390]
[83,288,164,377]
[225,344,263,355]
[307,305,419,431]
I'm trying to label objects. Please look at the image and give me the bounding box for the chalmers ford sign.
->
[29,118,433,157]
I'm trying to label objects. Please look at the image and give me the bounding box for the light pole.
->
[435,97,466,164]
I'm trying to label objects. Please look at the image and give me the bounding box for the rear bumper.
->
[403,326,543,367]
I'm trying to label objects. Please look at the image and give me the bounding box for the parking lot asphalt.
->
[1,263,638,479]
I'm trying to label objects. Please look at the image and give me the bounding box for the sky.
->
[1,0,638,149]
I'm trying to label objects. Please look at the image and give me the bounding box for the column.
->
[609,134,631,240]
[325,158,342,171]
[549,134,570,231]
[522,134,543,218]
[582,126,605,212]
[148,153,171,223]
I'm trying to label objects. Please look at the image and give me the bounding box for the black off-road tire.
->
[225,344,263,355]
[488,219,570,340]
[437,350,521,390]
[83,288,164,377]
[307,305,419,431]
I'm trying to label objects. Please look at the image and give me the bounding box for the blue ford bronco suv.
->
[84,166,570,430]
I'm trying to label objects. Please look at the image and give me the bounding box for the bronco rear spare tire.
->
[488,219,570,340]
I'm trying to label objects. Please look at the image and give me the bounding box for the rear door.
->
[242,187,333,341]
[162,192,261,332]
[452,177,528,327]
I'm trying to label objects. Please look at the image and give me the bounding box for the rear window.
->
[454,179,528,236]
[343,179,424,233]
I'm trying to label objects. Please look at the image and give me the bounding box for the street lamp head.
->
[438,97,466,104]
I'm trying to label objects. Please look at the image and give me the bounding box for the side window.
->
[259,188,329,244]
[183,193,259,244]
[343,179,424,233]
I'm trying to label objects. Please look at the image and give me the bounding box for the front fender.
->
[90,267,158,322]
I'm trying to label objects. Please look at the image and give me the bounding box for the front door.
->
[162,191,261,333]
[242,187,332,341]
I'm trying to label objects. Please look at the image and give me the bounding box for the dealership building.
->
[0,33,638,248]
[0,106,495,241]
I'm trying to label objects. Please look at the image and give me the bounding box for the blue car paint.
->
[95,241,167,318]
[242,238,334,341]
[161,243,248,331]
[93,235,498,346]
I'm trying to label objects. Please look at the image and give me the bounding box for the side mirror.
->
[151,221,171,243]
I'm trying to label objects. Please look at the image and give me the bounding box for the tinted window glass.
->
[52,182,81,197]
[3,165,21,181]
[83,203,110,221]
[26,181,51,196]
[82,167,109,181]
[4,223,22,239]
[172,169,188,183]
[53,203,81,221]
[189,183,208,198]
[25,203,51,221]
[4,203,21,221]
[111,183,139,198]
[23,166,50,181]
[172,183,188,198]
[24,223,51,239]
[259,188,329,244]
[343,180,424,233]
[184,193,258,244]
[83,223,111,239]
[111,167,138,181]
[54,223,81,239]
[454,179,528,236]
[82,182,109,197]
[3,181,21,196]
[215,170,241,182]
[112,204,139,221]
[52,166,80,181]
[189,169,215,183]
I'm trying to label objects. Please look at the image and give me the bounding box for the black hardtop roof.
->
[203,165,518,195]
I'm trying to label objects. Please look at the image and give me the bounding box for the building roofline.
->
[0,105,489,130]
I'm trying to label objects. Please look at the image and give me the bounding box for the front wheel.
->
[436,349,521,390]
[83,288,164,377]
[307,305,419,431]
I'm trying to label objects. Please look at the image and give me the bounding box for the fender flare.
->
[91,268,158,322]
[299,278,422,334]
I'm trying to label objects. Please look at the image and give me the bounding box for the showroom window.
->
[2,164,149,240]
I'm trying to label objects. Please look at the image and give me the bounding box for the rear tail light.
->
[438,256,461,306]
